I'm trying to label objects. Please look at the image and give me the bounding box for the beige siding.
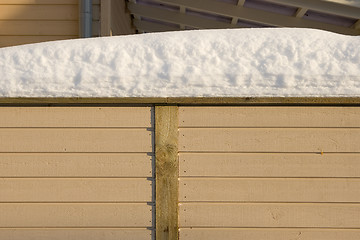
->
[0,153,152,177]
[180,107,360,127]
[179,203,360,227]
[180,228,360,240]
[0,0,100,47]
[0,107,154,240]
[0,229,152,240]
[179,106,360,240]
[179,153,360,177]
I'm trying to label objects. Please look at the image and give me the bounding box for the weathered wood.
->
[179,107,360,127]
[0,153,152,177]
[155,106,179,240]
[0,107,151,127]
[0,97,359,105]
[179,153,360,177]
[0,203,152,227]
[179,128,360,152]
[179,178,360,202]
[180,228,360,240]
[0,229,152,240]
[0,178,152,202]
[179,203,360,228]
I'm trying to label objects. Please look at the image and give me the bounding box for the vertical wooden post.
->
[155,106,179,240]
[101,0,112,36]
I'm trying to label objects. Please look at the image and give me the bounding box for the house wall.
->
[0,0,101,48]
[0,107,154,240]
[178,106,360,240]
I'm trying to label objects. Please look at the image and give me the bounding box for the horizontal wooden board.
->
[0,0,78,3]
[0,36,76,48]
[0,153,153,177]
[0,5,78,20]
[0,97,359,105]
[179,128,360,152]
[0,107,152,127]
[179,178,360,202]
[0,20,78,35]
[0,5,100,21]
[0,203,153,227]
[179,107,360,127]
[180,228,360,240]
[0,228,152,240]
[179,153,360,177]
[0,21,100,36]
[0,0,100,4]
[0,178,152,202]
[0,129,152,152]
[179,203,360,228]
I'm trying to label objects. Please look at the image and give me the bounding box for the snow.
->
[0,28,359,97]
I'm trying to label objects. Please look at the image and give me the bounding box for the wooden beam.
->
[134,19,179,32]
[155,106,179,240]
[128,2,238,30]
[353,20,360,30]
[295,7,308,18]
[0,97,360,106]
[237,0,245,6]
[100,0,111,36]
[264,0,360,19]
[152,0,360,35]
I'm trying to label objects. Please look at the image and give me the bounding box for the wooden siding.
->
[178,106,360,240]
[0,0,100,48]
[0,107,154,240]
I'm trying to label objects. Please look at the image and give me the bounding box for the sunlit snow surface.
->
[0,28,359,97]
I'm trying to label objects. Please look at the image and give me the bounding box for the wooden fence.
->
[0,98,359,240]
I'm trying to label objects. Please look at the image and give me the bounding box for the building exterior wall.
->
[0,107,154,240]
[0,0,101,48]
[178,106,360,240]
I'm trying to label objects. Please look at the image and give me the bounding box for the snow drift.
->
[0,28,359,97]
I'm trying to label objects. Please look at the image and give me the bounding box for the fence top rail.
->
[0,97,360,106]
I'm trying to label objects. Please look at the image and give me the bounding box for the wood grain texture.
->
[179,153,360,177]
[179,178,360,202]
[180,228,360,240]
[0,107,152,127]
[179,203,360,227]
[0,229,152,240]
[0,178,152,202]
[179,128,360,152]
[0,129,152,152]
[0,153,153,177]
[179,107,360,127]
[0,203,152,227]
[155,106,179,240]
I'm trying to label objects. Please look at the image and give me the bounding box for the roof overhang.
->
[127,0,360,35]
